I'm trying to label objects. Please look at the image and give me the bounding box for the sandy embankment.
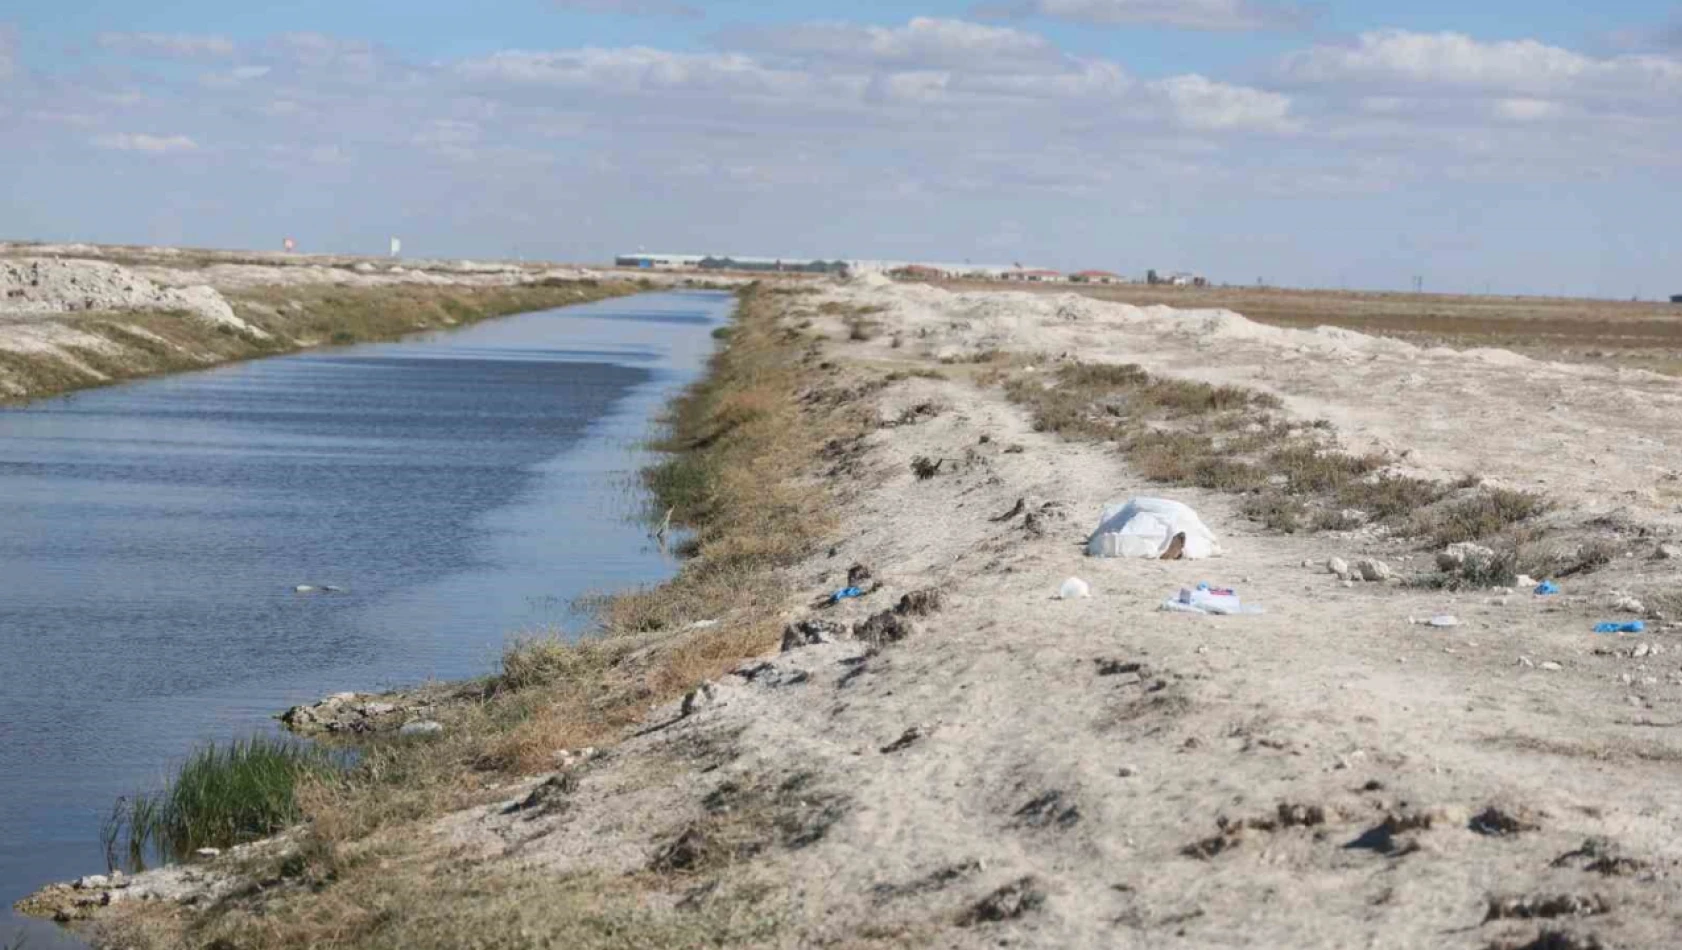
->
[0,245,713,401]
[24,277,1682,949]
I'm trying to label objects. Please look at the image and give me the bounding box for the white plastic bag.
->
[1059,577,1092,600]
[1088,498,1222,560]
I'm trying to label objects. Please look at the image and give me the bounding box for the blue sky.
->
[3,1,1682,294]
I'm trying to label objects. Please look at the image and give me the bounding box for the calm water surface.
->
[0,291,731,945]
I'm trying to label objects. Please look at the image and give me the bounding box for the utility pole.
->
[1412,275,1424,294]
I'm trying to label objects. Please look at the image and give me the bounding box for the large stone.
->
[1354,558,1395,582]
[1327,557,1349,578]
[1437,542,1496,573]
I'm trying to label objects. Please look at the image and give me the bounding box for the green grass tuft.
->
[103,735,344,871]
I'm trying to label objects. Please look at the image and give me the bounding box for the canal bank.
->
[3,290,735,947]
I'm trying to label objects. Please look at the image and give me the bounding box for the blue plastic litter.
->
[1594,620,1646,634]
[1535,580,1560,595]
[829,587,865,604]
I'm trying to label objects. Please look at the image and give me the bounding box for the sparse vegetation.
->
[101,736,344,872]
[1002,358,1549,546]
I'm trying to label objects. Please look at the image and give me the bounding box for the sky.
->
[3,1,1682,295]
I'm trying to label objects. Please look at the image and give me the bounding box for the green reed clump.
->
[103,735,344,871]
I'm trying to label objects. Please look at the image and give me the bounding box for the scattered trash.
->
[1088,498,1222,560]
[398,720,444,738]
[829,587,866,604]
[1427,615,1460,628]
[1535,581,1560,596]
[1059,577,1092,600]
[1515,574,1537,588]
[688,619,721,629]
[294,585,315,593]
[294,584,346,594]
[1160,585,1262,616]
[1594,621,1646,634]
[1540,661,1564,672]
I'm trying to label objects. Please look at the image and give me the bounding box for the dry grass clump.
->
[1003,359,1550,546]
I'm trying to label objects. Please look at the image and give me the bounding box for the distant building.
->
[614,253,704,270]
[1147,269,1206,287]
[1005,268,1064,283]
[1070,270,1124,285]
[1672,294,1682,304]
[613,253,847,275]
[697,256,848,275]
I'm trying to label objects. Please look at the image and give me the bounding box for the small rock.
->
[1342,580,1355,589]
[1428,615,1460,628]
[854,610,915,646]
[847,563,875,587]
[1655,542,1680,561]
[1613,596,1646,615]
[781,619,843,652]
[1515,574,1537,588]
[1354,558,1395,582]
[1540,661,1564,672]
[1301,559,1314,569]
[1633,643,1652,659]
[360,702,397,717]
[1117,765,1137,778]
[398,719,445,737]
[1519,656,1535,667]
[680,683,718,717]
[1327,557,1349,577]
[74,875,110,891]
[1437,542,1496,573]
[961,877,1046,925]
[895,588,945,617]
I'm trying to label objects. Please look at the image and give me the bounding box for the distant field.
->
[941,281,1682,376]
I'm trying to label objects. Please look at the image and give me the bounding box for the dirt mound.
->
[0,258,263,336]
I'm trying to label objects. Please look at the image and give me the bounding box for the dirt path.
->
[426,292,1682,948]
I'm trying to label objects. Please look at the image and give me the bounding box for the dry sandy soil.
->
[27,275,1682,949]
[434,279,1682,947]
[951,280,1682,378]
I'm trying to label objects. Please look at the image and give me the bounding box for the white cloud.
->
[97,31,236,59]
[1146,74,1297,131]
[554,0,702,17]
[1492,97,1560,121]
[1278,30,1682,99]
[722,17,1064,72]
[92,133,199,153]
[976,0,1310,32]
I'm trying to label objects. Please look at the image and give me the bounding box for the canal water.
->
[0,290,732,946]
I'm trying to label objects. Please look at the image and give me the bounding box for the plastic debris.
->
[1427,615,1460,628]
[829,587,866,604]
[1594,621,1646,634]
[1535,581,1560,596]
[1159,585,1262,616]
[1059,577,1092,600]
[1088,498,1222,560]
